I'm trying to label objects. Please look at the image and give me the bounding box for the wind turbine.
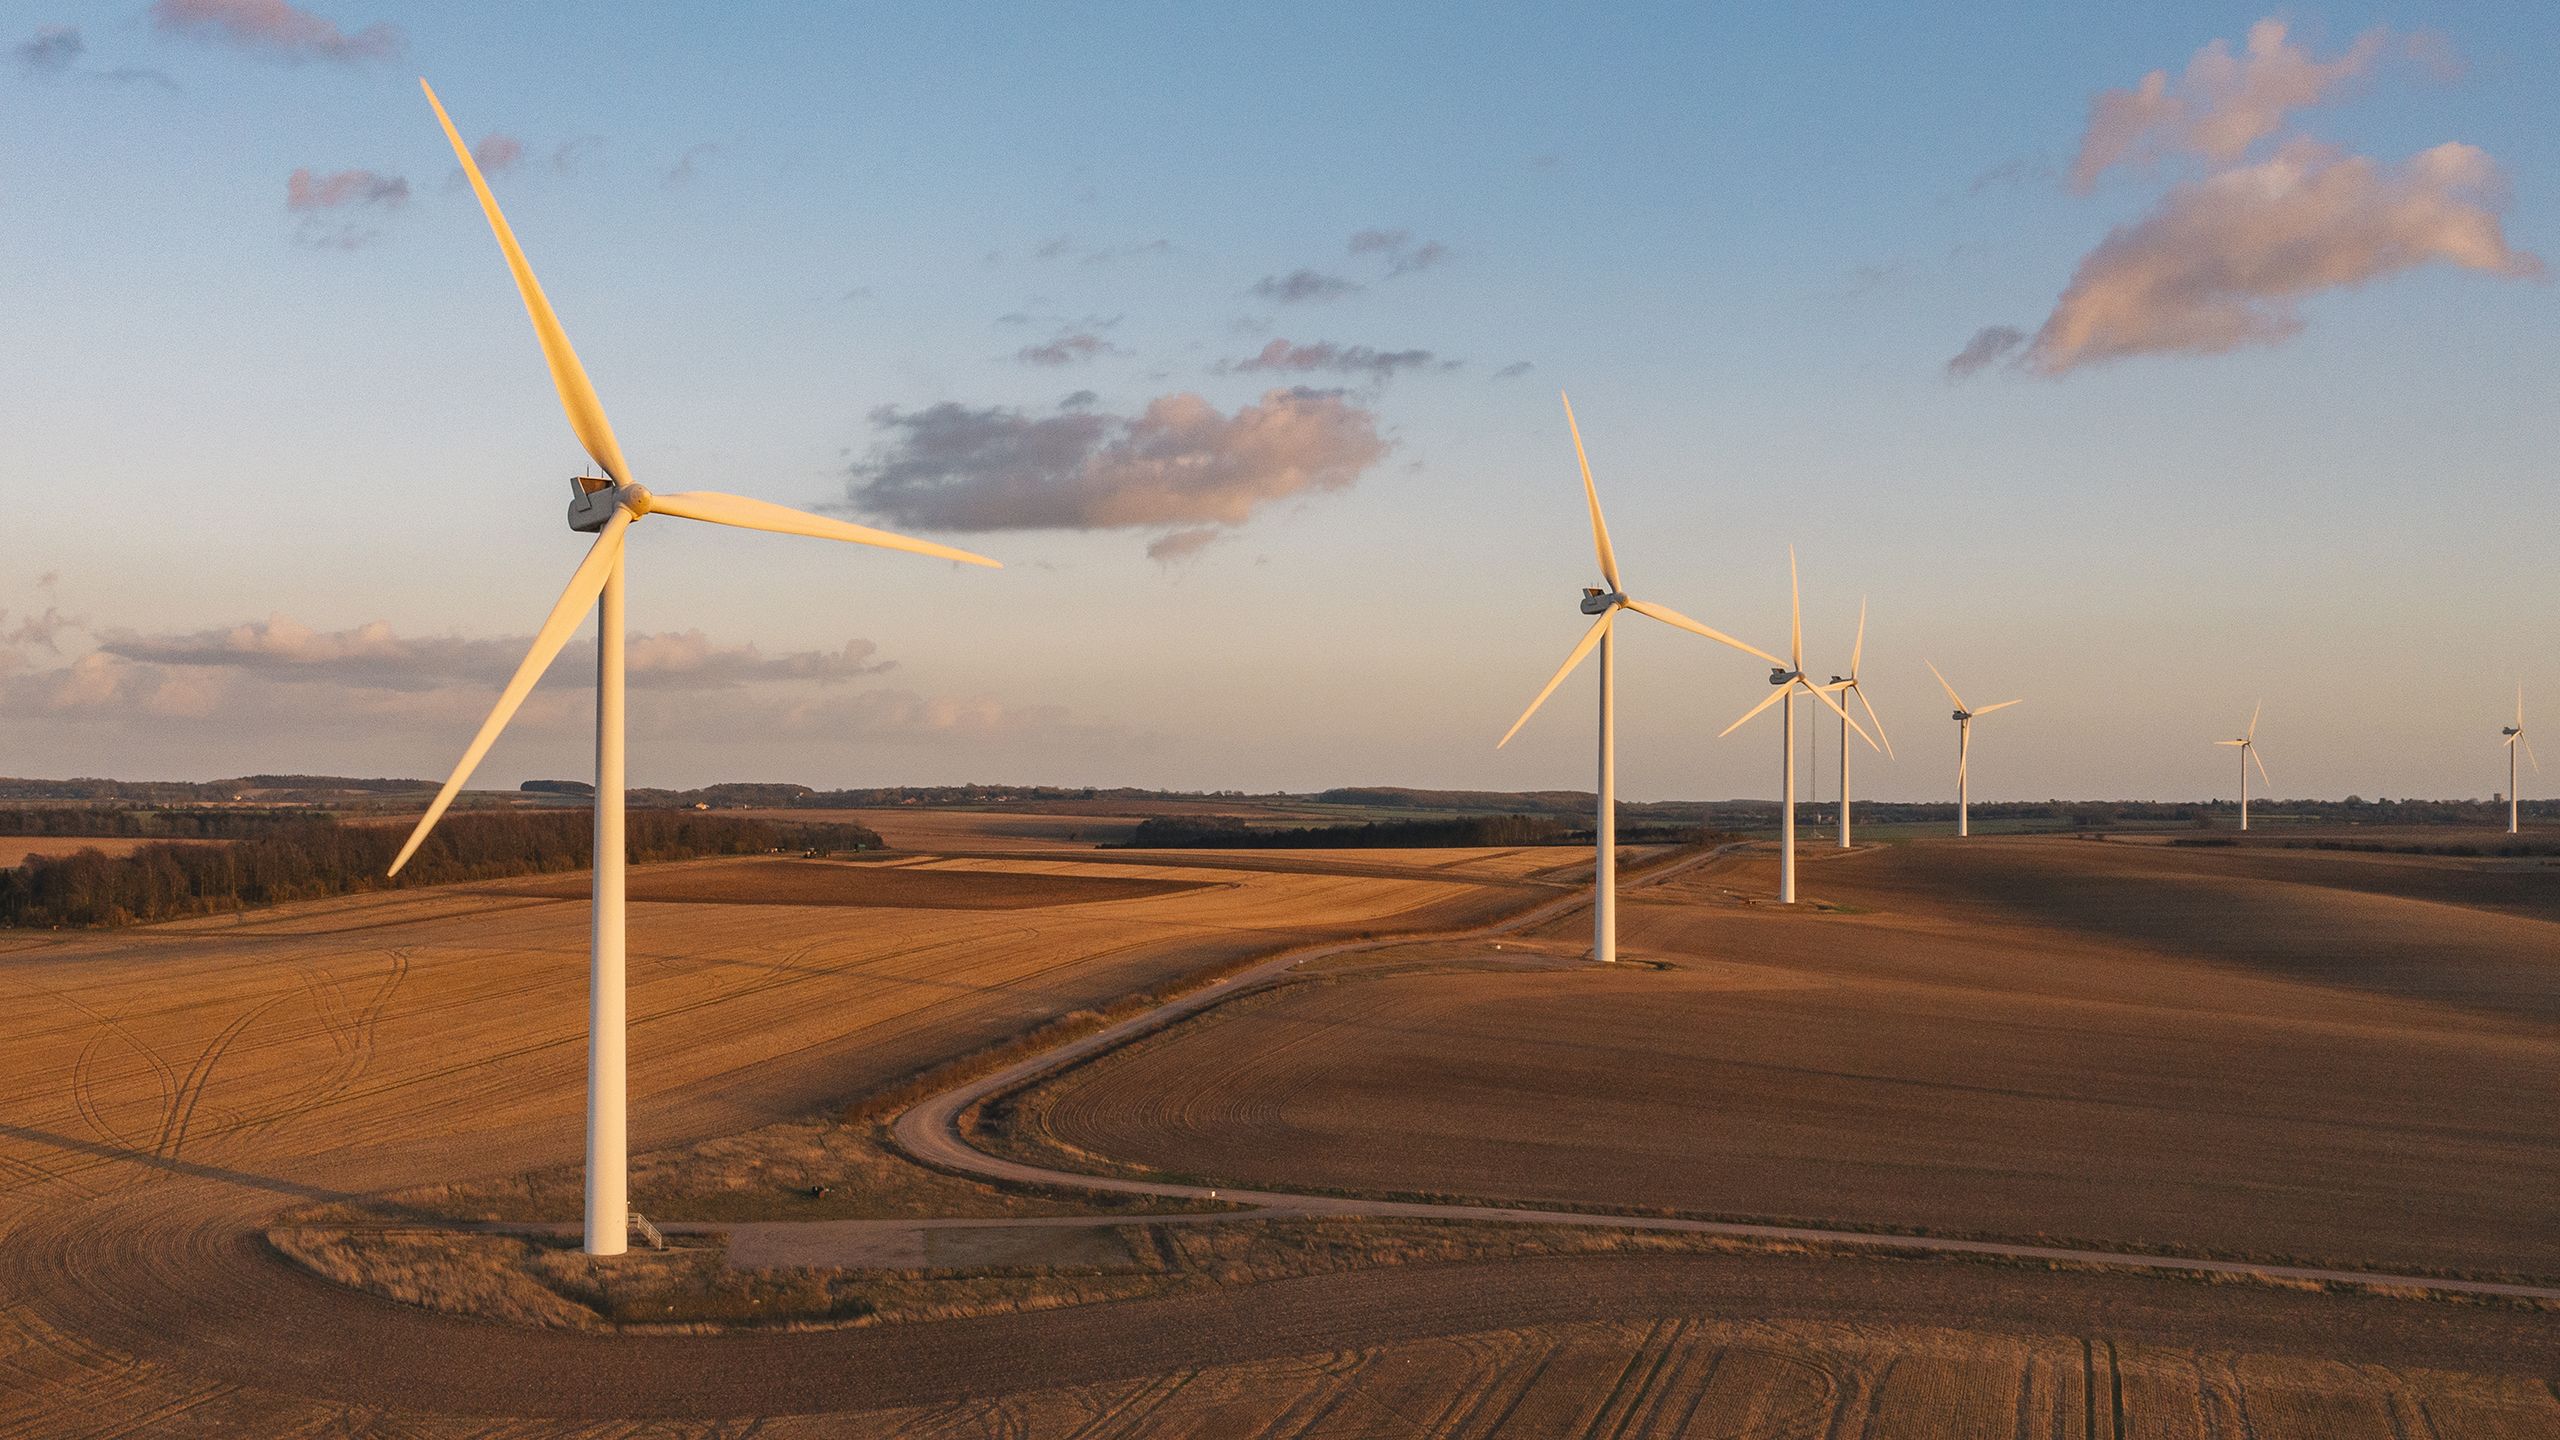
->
[2214,701,2271,831]
[391,81,1000,1257]
[1499,394,1776,960]
[1826,598,1893,848]
[1925,661,2017,838]
[2502,685,2538,835]
[1716,550,1876,902]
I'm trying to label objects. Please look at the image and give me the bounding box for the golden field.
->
[0,820,2553,1435]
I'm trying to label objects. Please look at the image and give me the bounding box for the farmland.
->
[0,835,227,869]
[1008,837,2560,1281]
[0,821,2553,1434]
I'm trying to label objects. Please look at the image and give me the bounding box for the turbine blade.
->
[1850,595,1867,678]
[1855,683,1892,760]
[642,490,1001,568]
[2525,735,2542,774]
[1925,658,1966,712]
[2249,699,2261,741]
[1973,699,2022,716]
[1621,597,1782,667]
[1559,393,1620,593]
[388,513,632,876]
[2251,744,2272,789]
[422,80,632,488]
[2214,739,2247,747]
[1497,611,1613,749]
[1717,681,1791,739]
[1787,545,1802,673]
[1802,679,1876,751]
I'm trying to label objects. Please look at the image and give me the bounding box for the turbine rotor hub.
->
[1579,589,1626,615]
[567,478,652,532]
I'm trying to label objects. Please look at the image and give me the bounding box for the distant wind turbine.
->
[1925,661,2018,838]
[391,81,1001,1257]
[1717,550,1876,902]
[2214,701,2272,831]
[1826,599,1893,848]
[1499,394,1775,960]
[2502,684,2538,835]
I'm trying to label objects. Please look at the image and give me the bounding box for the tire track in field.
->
[150,996,285,1165]
[239,948,413,1143]
[1059,1368,1196,1439]
[41,986,179,1153]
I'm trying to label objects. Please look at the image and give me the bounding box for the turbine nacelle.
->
[1952,708,1970,722]
[1579,588,1627,615]
[1770,667,1800,686]
[568,477,648,532]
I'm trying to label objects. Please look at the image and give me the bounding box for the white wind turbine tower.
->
[2501,685,2537,835]
[1716,550,1876,903]
[2214,701,2272,831]
[1826,598,1892,848]
[390,81,1000,1257]
[1925,660,2018,838]
[1499,394,1778,961]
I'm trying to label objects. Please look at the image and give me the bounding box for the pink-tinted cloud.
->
[1252,269,1362,304]
[286,167,407,211]
[14,24,80,72]
[1223,338,1449,380]
[1943,325,2025,380]
[95,615,894,692]
[5,621,1061,755]
[3,606,83,654]
[1143,526,1225,563]
[150,0,402,63]
[847,388,1390,554]
[1347,229,1450,275]
[2019,141,2539,375]
[2070,20,2436,191]
[1016,331,1124,366]
[472,133,523,173]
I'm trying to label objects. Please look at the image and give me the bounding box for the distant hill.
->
[0,776,2543,830]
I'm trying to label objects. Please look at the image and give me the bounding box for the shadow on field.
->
[0,1120,350,1203]
[1841,842,2560,1026]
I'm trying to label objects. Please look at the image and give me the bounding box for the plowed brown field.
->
[1,829,2553,1435]
[1019,838,2560,1281]
[502,856,1217,908]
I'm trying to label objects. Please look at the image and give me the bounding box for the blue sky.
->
[3,1,2554,802]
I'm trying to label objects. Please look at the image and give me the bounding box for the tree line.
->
[0,811,882,929]
[0,807,333,839]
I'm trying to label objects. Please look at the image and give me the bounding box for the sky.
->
[3,1,2555,803]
